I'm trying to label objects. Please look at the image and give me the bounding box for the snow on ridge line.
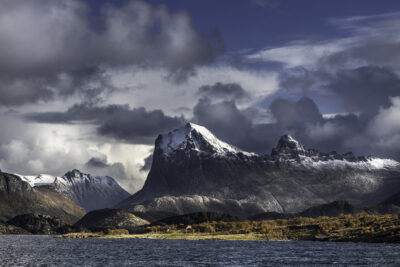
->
[14,172,121,188]
[159,123,400,170]
[299,156,400,170]
[15,173,57,187]
[159,122,255,156]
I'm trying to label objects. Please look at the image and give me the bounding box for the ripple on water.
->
[0,235,400,266]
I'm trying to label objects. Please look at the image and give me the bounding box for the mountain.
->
[75,209,149,232]
[17,169,130,212]
[0,171,85,223]
[298,200,359,218]
[116,123,400,219]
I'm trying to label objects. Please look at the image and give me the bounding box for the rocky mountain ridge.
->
[0,170,85,223]
[17,169,130,211]
[116,123,400,219]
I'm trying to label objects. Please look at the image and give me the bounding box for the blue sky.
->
[85,0,400,51]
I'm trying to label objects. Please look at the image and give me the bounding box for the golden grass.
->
[59,213,400,242]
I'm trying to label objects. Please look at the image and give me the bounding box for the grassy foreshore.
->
[60,213,400,242]
[61,232,268,240]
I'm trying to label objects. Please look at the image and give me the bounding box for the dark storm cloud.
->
[279,65,400,115]
[0,0,224,106]
[193,94,400,160]
[84,155,139,192]
[324,66,400,114]
[193,97,254,150]
[85,157,126,179]
[197,82,248,101]
[97,108,185,144]
[140,153,153,172]
[25,103,185,144]
[193,95,327,154]
[85,157,109,168]
[0,76,54,106]
[270,97,323,128]
[260,12,400,117]
[0,66,109,106]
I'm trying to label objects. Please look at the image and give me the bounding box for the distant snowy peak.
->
[19,174,60,187]
[18,169,122,189]
[64,169,121,188]
[273,134,306,156]
[158,122,254,157]
[16,169,131,211]
[271,134,399,170]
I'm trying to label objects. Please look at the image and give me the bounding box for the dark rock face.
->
[74,209,149,232]
[248,212,295,221]
[364,204,400,215]
[0,221,30,234]
[116,123,400,219]
[0,171,32,193]
[7,214,74,234]
[0,172,85,224]
[151,212,242,226]
[299,200,359,218]
[381,191,400,206]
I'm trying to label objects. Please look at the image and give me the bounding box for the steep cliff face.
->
[0,171,85,224]
[116,123,400,218]
[17,170,130,212]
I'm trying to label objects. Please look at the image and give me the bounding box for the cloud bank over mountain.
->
[1,1,400,192]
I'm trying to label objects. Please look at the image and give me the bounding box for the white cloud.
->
[368,97,400,149]
[245,38,356,68]
[105,65,279,117]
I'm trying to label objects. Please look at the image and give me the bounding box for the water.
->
[0,236,400,266]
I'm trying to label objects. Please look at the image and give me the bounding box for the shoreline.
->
[59,232,271,241]
[57,232,397,243]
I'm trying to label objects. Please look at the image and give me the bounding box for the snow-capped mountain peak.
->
[275,134,305,154]
[15,169,130,211]
[269,134,399,170]
[158,122,253,156]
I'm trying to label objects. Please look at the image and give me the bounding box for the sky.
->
[1,0,400,193]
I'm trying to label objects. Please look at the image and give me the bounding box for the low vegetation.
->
[60,213,400,242]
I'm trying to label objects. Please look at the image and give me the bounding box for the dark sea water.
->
[1,235,400,266]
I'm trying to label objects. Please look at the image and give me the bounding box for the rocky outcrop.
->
[116,123,400,219]
[0,172,85,224]
[74,209,149,232]
[7,214,76,234]
[0,221,30,234]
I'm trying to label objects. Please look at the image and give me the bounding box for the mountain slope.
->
[0,171,85,223]
[17,170,130,211]
[116,123,400,218]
